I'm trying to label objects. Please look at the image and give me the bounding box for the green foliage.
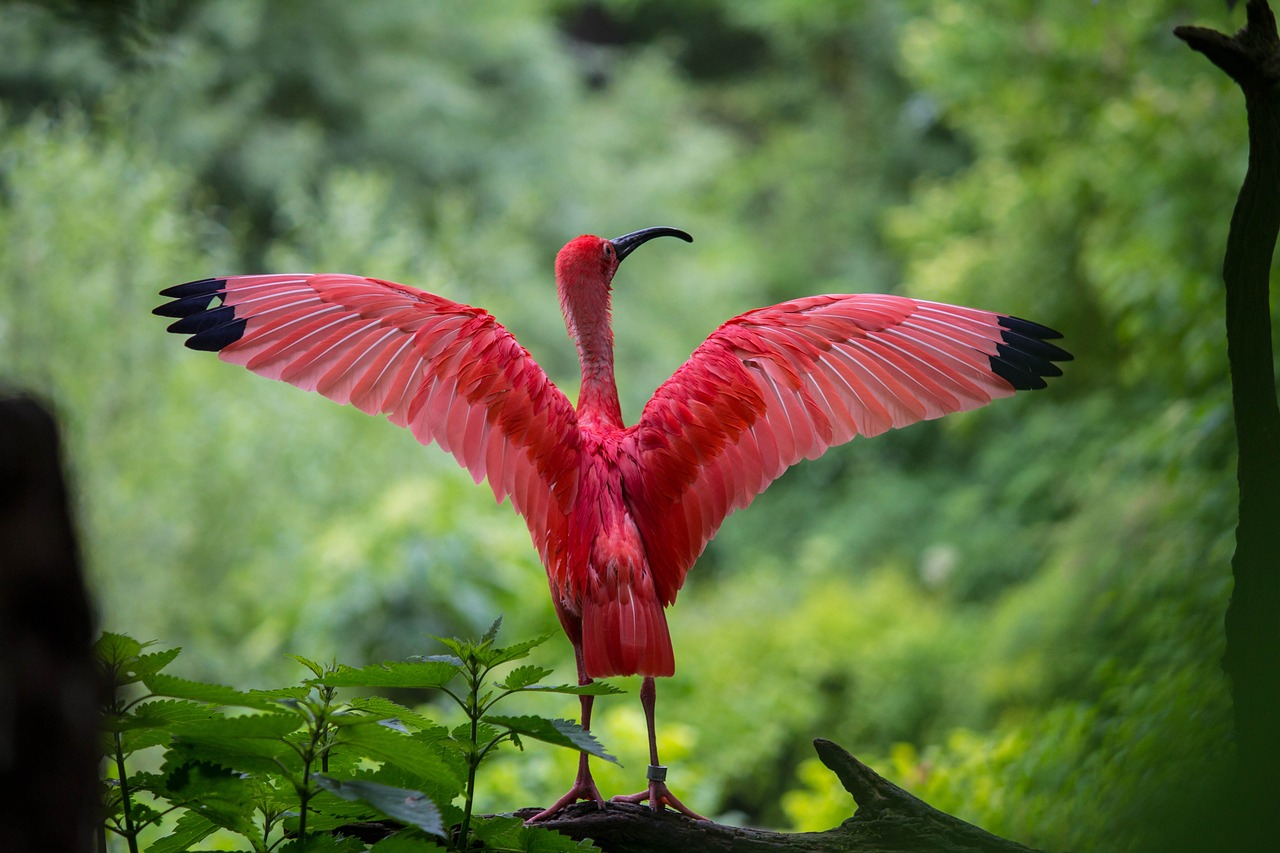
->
[97,623,606,852]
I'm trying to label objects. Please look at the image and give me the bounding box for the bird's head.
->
[555,227,692,290]
[555,227,692,339]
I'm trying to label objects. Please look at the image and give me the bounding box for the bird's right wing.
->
[621,293,1071,605]
[155,274,581,570]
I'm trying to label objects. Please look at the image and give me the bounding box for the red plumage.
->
[156,227,1069,817]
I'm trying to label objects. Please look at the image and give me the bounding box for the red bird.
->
[155,226,1069,820]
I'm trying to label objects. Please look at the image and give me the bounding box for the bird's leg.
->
[526,645,605,823]
[611,677,707,820]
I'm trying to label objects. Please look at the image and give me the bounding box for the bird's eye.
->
[603,243,615,259]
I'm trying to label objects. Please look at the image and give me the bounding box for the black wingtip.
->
[157,277,226,301]
[990,316,1072,391]
[155,278,246,352]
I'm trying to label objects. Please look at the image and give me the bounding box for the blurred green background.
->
[0,1,1261,849]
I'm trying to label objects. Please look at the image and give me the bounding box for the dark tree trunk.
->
[1175,0,1280,845]
[0,394,102,853]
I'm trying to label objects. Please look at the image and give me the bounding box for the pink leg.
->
[526,645,605,823]
[610,677,707,820]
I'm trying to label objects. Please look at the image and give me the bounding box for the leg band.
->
[646,764,668,782]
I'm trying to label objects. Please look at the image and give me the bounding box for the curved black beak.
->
[610,226,693,262]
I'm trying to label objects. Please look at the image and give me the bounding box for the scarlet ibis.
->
[155,226,1069,820]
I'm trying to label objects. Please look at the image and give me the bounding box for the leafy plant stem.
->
[457,657,485,851]
[112,722,141,853]
[297,693,331,847]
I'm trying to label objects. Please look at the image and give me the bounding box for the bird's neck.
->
[561,282,625,430]
[575,322,624,430]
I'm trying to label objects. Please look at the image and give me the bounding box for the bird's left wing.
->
[621,293,1071,604]
[155,274,580,566]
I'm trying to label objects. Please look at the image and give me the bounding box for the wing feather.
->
[622,293,1070,604]
[156,274,581,561]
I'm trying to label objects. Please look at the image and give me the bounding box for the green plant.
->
[97,619,615,851]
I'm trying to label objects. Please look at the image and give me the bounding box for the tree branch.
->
[517,740,1045,853]
[1174,0,1280,843]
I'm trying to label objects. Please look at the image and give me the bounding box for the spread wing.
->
[621,293,1071,603]
[155,274,580,569]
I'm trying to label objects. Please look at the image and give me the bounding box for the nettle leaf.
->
[143,673,281,710]
[129,648,183,679]
[163,738,291,780]
[521,681,626,697]
[476,633,556,668]
[481,615,504,644]
[94,632,146,667]
[319,660,460,689]
[482,716,618,764]
[340,722,465,796]
[120,800,164,831]
[426,635,470,661]
[123,699,221,730]
[364,764,465,828]
[411,653,465,667]
[296,799,378,833]
[472,815,602,852]
[170,712,302,741]
[275,833,360,852]
[370,830,450,851]
[446,722,502,757]
[125,771,170,797]
[112,699,219,751]
[163,761,261,844]
[250,685,312,702]
[498,665,554,690]
[346,696,438,730]
[314,776,445,838]
[145,810,219,853]
[286,653,328,678]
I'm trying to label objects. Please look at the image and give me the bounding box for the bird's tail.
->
[581,589,675,679]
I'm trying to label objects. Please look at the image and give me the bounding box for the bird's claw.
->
[611,780,708,821]
[525,779,606,824]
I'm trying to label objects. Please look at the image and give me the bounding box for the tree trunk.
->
[1174,0,1280,845]
[0,394,102,853]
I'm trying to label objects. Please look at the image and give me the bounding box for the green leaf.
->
[370,831,449,851]
[340,723,464,797]
[426,635,469,661]
[473,633,557,668]
[481,615,504,644]
[163,737,296,779]
[110,699,219,752]
[346,696,439,730]
[250,685,312,702]
[319,660,460,689]
[314,775,445,837]
[94,632,146,667]
[472,815,602,851]
[170,712,302,741]
[482,716,618,764]
[412,653,465,666]
[143,673,280,710]
[163,761,262,845]
[130,648,182,679]
[498,665,554,690]
[521,682,626,697]
[144,810,220,853]
[117,800,164,832]
[286,653,328,678]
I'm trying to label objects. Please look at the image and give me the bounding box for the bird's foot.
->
[611,765,708,820]
[525,777,606,824]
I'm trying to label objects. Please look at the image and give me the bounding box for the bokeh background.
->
[0,1,1261,849]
